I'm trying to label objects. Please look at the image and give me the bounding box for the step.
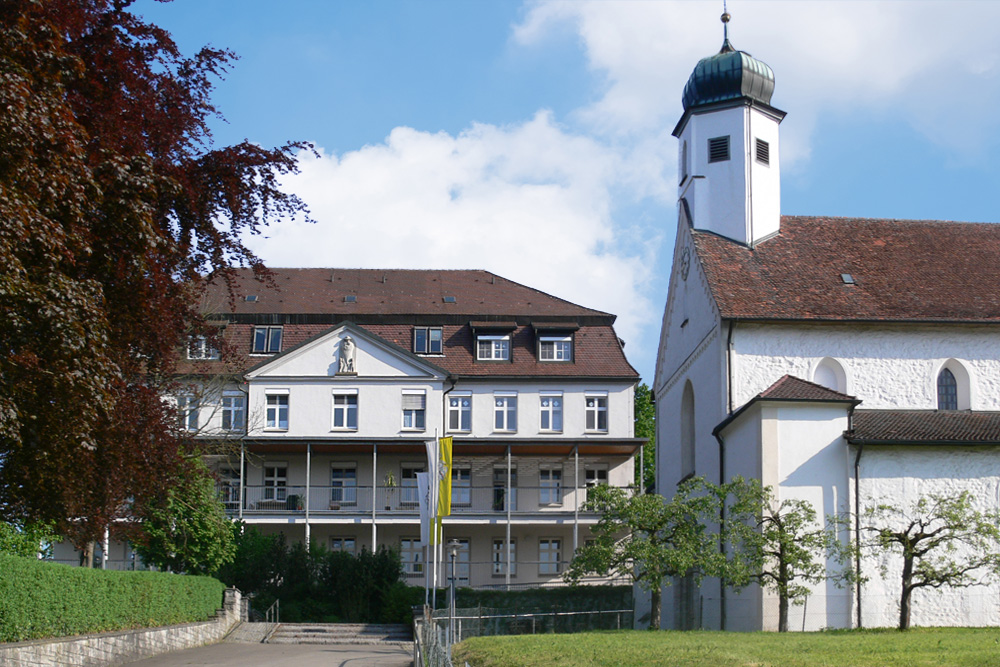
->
[266,623,412,645]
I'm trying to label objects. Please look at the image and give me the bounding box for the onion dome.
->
[681,12,775,110]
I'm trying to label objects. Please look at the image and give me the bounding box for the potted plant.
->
[383,471,396,511]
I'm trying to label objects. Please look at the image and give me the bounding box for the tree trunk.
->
[778,593,789,633]
[82,541,95,568]
[650,584,661,630]
[899,556,914,630]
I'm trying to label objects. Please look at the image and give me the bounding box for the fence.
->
[414,605,633,667]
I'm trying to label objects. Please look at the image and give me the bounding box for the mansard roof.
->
[694,216,1000,323]
[180,268,638,379]
[847,410,1000,445]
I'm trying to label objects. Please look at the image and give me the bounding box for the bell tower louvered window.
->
[708,136,730,163]
[755,138,770,166]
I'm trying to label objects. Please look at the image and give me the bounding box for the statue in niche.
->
[338,335,357,374]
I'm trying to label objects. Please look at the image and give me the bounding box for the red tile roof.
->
[848,410,1000,445]
[758,375,856,402]
[694,216,1000,322]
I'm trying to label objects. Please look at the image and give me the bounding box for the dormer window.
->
[187,336,219,360]
[414,327,443,354]
[477,335,510,361]
[252,326,282,354]
[708,136,730,163]
[538,336,572,362]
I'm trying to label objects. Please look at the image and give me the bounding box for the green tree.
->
[861,491,1000,630]
[722,479,854,632]
[0,0,309,549]
[130,460,236,576]
[633,383,655,491]
[0,521,57,558]
[564,478,724,630]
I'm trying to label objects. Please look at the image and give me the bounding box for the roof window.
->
[840,273,855,285]
[344,295,357,303]
[443,296,457,303]
[244,295,258,302]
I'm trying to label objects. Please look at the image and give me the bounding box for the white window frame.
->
[330,465,358,506]
[539,538,562,575]
[401,537,423,577]
[539,336,572,362]
[187,335,220,360]
[492,538,517,577]
[539,392,563,433]
[477,335,510,361]
[539,467,562,505]
[402,390,427,431]
[401,464,424,505]
[221,393,246,432]
[263,464,287,501]
[414,327,443,354]
[448,392,472,432]
[332,389,358,431]
[452,466,471,506]
[265,391,289,431]
[585,393,609,433]
[177,395,199,432]
[493,392,517,433]
[330,537,356,555]
[251,326,283,354]
[452,537,471,585]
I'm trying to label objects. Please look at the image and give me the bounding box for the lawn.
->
[452,627,1000,667]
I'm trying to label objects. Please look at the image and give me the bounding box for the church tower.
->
[673,11,785,246]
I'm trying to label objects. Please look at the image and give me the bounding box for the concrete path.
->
[124,642,413,666]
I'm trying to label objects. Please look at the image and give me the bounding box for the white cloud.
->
[246,111,657,353]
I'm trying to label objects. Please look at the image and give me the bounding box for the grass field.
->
[452,627,1000,667]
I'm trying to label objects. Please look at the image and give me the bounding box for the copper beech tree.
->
[0,0,310,554]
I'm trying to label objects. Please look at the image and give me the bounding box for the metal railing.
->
[224,484,636,515]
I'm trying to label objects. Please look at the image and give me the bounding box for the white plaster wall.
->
[857,446,1000,628]
[732,323,1000,410]
[251,328,431,379]
[747,107,781,243]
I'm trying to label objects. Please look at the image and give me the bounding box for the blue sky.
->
[135,0,1000,384]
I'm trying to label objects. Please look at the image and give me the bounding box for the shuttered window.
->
[708,136,730,163]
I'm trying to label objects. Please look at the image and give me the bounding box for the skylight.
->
[245,295,259,302]
[344,295,357,303]
[443,296,457,303]
[840,274,855,285]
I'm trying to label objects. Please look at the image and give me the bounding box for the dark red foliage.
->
[0,0,310,546]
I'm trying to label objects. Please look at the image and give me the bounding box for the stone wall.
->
[0,588,243,667]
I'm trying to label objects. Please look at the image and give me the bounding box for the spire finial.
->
[720,1,733,52]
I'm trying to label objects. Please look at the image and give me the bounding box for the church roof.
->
[848,410,1000,445]
[681,39,775,111]
[694,216,1000,323]
[714,374,858,436]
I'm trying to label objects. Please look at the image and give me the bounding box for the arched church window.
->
[680,381,695,477]
[937,368,958,410]
[812,357,846,394]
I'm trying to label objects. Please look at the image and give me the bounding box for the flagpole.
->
[431,429,439,611]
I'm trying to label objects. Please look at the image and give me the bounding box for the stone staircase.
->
[265,623,412,646]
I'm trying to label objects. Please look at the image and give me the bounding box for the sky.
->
[134,0,1000,384]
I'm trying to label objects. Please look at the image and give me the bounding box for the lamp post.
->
[447,538,460,651]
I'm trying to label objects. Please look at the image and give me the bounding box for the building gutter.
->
[850,407,863,629]
[715,430,727,631]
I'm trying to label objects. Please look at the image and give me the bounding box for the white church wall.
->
[857,445,1000,628]
[732,323,1000,410]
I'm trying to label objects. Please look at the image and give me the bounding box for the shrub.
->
[0,553,224,642]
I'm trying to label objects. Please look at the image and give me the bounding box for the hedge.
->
[0,554,225,643]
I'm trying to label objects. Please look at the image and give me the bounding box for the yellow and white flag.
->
[437,436,453,518]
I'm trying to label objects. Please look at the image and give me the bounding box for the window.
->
[266,393,289,430]
[539,336,572,362]
[452,538,471,585]
[331,466,357,505]
[177,395,199,432]
[401,537,423,577]
[402,391,426,431]
[477,335,510,361]
[540,468,562,504]
[539,538,562,575]
[938,368,958,410]
[708,136,730,163]
[221,395,246,432]
[252,326,283,354]
[332,391,358,430]
[187,336,219,360]
[539,393,563,432]
[494,393,517,432]
[452,466,471,506]
[755,138,770,166]
[585,394,608,432]
[401,465,424,505]
[414,327,443,354]
[218,468,240,510]
[585,468,608,502]
[492,467,517,512]
[264,465,287,501]
[492,538,516,576]
[331,537,356,555]
[681,381,695,477]
[448,393,472,432]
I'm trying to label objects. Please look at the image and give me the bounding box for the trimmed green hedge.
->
[0,554,225,642]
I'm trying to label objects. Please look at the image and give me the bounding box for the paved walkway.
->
[124,642,413,666]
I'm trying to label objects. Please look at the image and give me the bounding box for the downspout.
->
[715,430,727,631]
[726,321,737,415]
[851,407,863,629]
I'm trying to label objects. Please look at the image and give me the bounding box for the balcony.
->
[221,484,635,516]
